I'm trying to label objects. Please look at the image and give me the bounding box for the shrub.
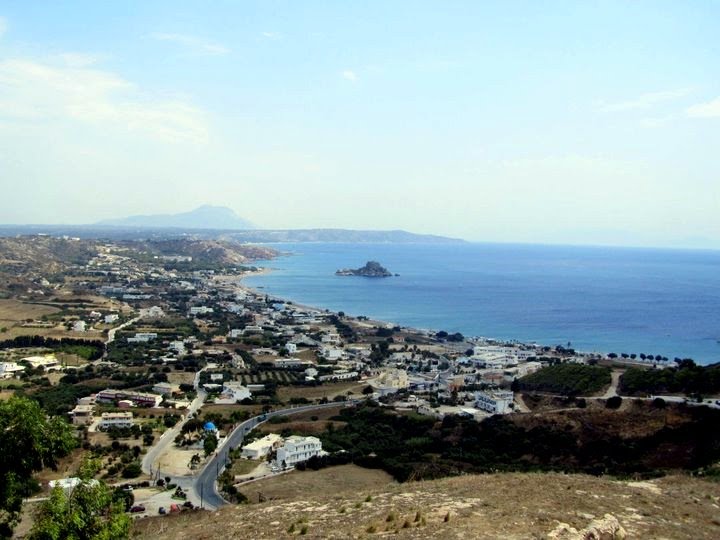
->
[120,462,142,479]
[606,396,623,409]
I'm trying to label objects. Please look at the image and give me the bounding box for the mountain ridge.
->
[96,205,255,230]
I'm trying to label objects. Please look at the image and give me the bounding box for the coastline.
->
[231,267,672,368]
[234,268,406,335]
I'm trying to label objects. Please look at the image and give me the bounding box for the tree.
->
[203,433,218,456]
[0,396,76,536]
[362,385,374,395]
[28,459,130,540]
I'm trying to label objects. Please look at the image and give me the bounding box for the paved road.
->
[141,367,210,478]
[140,389,207,478]
[195,400,360,510]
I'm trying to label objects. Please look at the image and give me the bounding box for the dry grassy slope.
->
[0,237,98,274]
[130,239,277,264]
[133,471,720,539]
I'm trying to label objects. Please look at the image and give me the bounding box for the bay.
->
[243,242,720,365]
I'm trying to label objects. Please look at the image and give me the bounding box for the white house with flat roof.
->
[22,355,60,371]
[127,332,157,343]
[275,436,324,469]
[69,404,95,426]
[474,390,514,415]
[0,361,26,378]
[98,412,134,430]
[214,382,252,404]
[241,433,283,459]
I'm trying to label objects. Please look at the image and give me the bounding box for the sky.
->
[0,1,719,248]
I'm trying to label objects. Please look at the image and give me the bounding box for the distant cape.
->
[96,205,255,230]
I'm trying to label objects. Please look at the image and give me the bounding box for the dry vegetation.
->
[243,464,395,504]
[133,470,720,539]
[276,382,365,402]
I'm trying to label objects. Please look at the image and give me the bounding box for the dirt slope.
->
[133,470,720,539]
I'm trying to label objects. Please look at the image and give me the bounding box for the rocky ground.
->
[132,470,720,539]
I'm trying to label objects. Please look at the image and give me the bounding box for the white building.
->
[68,404,95,426]
[474,390,514,415]
[72,320,87,332]
[189,306,214,315]
[284,343,298,354]
[98,412,134,430]
[168,341,186,354]
[275,358,310,369]
[139,306,165,318]
[318,370,358,382]
[276,436,324,468]
[241,433,282,459]
[228,329,243,339]
[22,355,61,371]
[321,333,341,344]
[152,382,178,396]
[127,332,157,343]
[104,314,119,324]
[0,361,26,378]
[320,346,344,361]
[214,382,252,404]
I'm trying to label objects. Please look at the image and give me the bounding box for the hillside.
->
[0,236,98,272]
[224,229,464,244]
[123,239,277,266]
[133,468,720,539]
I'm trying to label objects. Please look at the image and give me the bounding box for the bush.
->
[605,396,623,409]
[120,462,142,479]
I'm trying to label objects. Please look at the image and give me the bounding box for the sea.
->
[242,242,720,365]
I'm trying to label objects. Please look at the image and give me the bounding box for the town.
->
[1,235,719,537]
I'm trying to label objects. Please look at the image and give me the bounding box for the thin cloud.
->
[56,52,104,68]
[342,70,358,82]
[151,32,229,55]
[0,16,7,38]
[598,89,692,112]
[686,96,720,118]
[0,58,209,143]
[261,31,282,40]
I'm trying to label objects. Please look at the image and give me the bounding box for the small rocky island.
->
[336,260,395,277]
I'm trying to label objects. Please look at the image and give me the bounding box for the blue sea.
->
[243,243,720,365]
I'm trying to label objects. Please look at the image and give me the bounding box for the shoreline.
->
[231,267,683,369]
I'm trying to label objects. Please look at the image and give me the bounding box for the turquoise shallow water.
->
[243,242,720,365]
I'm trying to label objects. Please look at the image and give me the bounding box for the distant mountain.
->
[96,205,255,230]
[222,229,464,244]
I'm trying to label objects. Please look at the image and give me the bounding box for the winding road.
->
[196,400,359,509]
[141,393,360,511]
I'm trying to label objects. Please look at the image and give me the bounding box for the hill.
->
[96,205,255,230]
[133,468,720,539]
[224,229,464,244]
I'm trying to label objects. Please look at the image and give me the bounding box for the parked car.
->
[158,507,166,515]
[130,505,145,513]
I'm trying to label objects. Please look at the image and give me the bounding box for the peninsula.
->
[335,260,394,277]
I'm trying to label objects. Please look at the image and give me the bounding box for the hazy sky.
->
[0,1,719,247]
